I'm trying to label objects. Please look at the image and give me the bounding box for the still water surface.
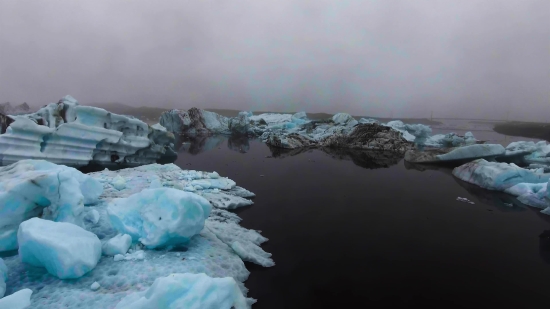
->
[174,126,550,308]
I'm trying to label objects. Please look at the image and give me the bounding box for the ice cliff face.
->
[0,95,176,168]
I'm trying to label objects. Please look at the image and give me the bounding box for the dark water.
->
[174,135,550,309]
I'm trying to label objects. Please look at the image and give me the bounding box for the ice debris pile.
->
[0,95,176,168]
[1,160,271,308]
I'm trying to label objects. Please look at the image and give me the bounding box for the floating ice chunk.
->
[90,281,101,291]
[114,273,249,309]
[203,192,254,209]
[108,188,211,249]
[0,288,32,309]
[226,186,256,198]
[456,197,475,204]
[18,218,102,279]
[0,258,6,298]
[206,214,273,267]
[231,241,275,267]
[102,234,132,256]
[453,159,550,191]
[437,144,505,161]
[0,160,102,252]
[111,175,126,190]
[505,141,539,156]
[524,142,550,165]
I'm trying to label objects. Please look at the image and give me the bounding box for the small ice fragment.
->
[111,175,126,190]
[456,197,475,204]
[114,254,125,261]
[0,288,33,309]
[91,282,100,291]
[102,234,132,256]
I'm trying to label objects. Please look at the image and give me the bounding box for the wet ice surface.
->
[177,131,550,309]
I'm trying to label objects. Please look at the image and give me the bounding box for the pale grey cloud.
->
[0,0,548,121]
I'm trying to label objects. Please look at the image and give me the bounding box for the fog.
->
[0,0,548,121]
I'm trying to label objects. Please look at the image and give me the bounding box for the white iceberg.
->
[108,188,211,249]
[18,218,102,279]
[0,95,176,168]
[0,288,32,309]
[0,160,102,252]
[114,273,249,309]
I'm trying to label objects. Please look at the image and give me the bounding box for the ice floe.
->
[1,160,270,308]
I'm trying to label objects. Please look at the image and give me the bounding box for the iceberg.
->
[114,273,249,309]
[424,132,477,148]
[160,108,231,136]
[0,288,32,309]
[383,120,432,144]
[453,159,550,211]
[405,144,505,164]
[452,159,550,191]
[108,188,212,249]
[320,123,411,153]
[0,95,176,168]
[18,218,102,279]
[0,160,103,252]
[229,111,250,136]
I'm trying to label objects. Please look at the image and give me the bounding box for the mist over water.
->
[1,0,549,120]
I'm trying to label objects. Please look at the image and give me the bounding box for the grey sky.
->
[0,0,548,121]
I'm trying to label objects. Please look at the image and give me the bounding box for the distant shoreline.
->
[493,122,550,142]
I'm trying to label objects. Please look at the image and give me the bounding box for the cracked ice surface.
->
[3,163,272,308]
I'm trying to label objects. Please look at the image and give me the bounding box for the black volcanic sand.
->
[494,122,550,142]
[175,137,550,309]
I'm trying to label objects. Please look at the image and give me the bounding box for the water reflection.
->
[177,134,226,155]
[539,230,550,264]
[227,136,250,153]
[267,145,403,169]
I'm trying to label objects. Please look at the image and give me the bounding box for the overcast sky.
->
[0,0,548,120]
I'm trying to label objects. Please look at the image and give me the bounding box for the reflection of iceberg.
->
[266,145,402,169]
[177,135,226,155]
[266,145,311,158]
[321,148,403,169]
[227,136,250,153]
